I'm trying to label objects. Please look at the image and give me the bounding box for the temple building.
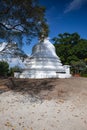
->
[15,38,71,78]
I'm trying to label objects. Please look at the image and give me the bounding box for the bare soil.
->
[0,77,87,100]
[0,77,87,130]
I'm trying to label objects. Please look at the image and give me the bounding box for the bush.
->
[81,74,87,77]
[0,61,9,77]
[9,66,22,76]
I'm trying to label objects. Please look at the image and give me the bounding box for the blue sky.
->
[40,0,87,39]
[24,0,87,54]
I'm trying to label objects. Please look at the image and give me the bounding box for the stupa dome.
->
[31,38,58,58]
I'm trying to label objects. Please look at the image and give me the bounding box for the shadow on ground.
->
[1,77,81,100]
[0,78,10,94]
[3,78,56,95]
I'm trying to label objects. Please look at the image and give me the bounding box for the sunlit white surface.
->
[0,42,7,51]
[18,38,71,78]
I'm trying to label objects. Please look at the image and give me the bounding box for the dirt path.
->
[0,77,87,130]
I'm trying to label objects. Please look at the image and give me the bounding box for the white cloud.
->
[64,0,87,13]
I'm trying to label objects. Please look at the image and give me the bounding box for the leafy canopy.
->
[53,32,87,74]
[0,0,49,43]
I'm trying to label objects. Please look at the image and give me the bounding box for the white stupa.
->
[15,38,71,78]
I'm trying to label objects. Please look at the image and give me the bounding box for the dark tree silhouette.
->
[0,0,49,44]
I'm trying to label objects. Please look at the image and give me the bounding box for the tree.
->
[0,61,9,77]
[73,39,87,59]
[0,0,49,44]
[53,32,87,64]
[53,32,80,45]
[54,43,72,64]
[53,32,87,74]
[71,60,86,74]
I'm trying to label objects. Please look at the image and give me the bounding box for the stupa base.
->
[14,70,72,79]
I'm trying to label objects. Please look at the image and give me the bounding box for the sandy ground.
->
[0,77,87,130]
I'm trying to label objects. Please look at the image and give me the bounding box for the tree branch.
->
[0,22,10,30]
[0,22,26,33]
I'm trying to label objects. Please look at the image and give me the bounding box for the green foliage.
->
[53,32,80,45]
[81,74,87,77]
[0,61,9,77]
[9,66,22,76]
[70,60,86,74]
[53,32,87,75]
[0,0,49,44]
[0,61,22,77]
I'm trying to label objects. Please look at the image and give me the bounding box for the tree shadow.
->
[6,78,55,96]
[0,78,10,94]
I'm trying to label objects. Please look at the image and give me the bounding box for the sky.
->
[23,0,87,54]
[40,0,87,39]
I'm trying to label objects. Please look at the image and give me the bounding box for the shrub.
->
[81,74,87,77]
[9,66,22,76]
[0,61,9,77]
